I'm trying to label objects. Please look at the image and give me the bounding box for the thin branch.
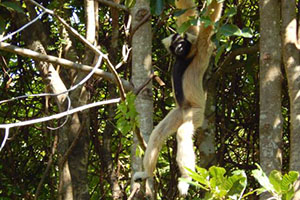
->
[0,98,121,150]
[0,42,133,91]
[97,0,129,12]
[133,73,166,95]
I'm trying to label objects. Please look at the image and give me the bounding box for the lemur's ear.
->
[162,34,174,52]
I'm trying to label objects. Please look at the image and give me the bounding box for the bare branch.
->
[0,42,133,91]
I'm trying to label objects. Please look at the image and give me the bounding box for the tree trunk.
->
[197,77,217,168]
[63,0,98,199]
[281,1,300,199]
[259,0,283,199]
[131,0,154,198]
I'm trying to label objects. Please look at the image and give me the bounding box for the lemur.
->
[133,0,223,196]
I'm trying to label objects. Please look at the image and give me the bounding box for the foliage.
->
[183,166,247,200]
[251,164,299,200]
[185,165,299,200]
[115,92,139,135]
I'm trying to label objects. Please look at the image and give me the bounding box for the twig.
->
[97,0,129,12]
[134,73,165,95]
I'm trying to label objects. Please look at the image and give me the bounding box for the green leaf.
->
[269,170,282,194]
[252,164,275,193]
[188,166,210,187]
[240,27,253,38]
[225,7,237,18]
[219,24,241,37]
[174,8,188,17]
[227,170,247,198]
[209,166,226,179]
[284,189,296,200]
[0,2,24,13]
[200,16,213,28]
[209,166,226,189]
[154,0,164,15]
[281,171,299,192]
[177,21,191,34]
[206,0,212,5]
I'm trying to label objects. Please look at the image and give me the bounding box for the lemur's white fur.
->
[133,0,223,196]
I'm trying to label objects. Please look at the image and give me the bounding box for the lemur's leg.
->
[133,107,183,181]
[176,107,203,196]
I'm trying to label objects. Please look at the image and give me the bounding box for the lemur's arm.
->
[196,1,223,53]
[175,0,199,35]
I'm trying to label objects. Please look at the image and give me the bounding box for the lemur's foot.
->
[133,171,150,182]
[178,181,190,197]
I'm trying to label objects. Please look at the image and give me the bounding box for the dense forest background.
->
[0,0,300,199]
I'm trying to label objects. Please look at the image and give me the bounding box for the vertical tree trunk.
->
[131,0,154,198]
[60,0,96,199]
[259,1,283,199]
[282,1,300,199]
[197,78,217,168]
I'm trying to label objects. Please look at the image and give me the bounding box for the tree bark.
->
[131,0,154,198]
[63,0,98,199]
[197,76,217,168]
[259,0,283,199]
[281,1,300,199]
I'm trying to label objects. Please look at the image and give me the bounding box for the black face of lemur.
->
[169,33,192,59]
[170,33,194,107]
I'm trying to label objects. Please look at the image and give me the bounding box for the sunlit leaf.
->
[269,170,282,194]
[219,24,241,37]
